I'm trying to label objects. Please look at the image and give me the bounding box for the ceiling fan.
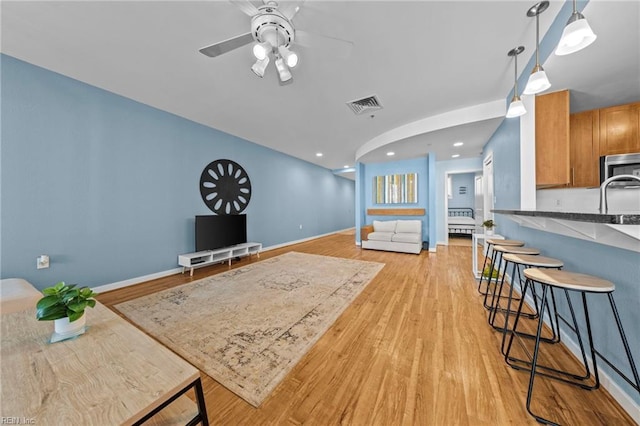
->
[199,0,352,85]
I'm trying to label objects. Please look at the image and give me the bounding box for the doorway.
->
[444,170,481,245]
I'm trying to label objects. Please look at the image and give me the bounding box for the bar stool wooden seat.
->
[483,245,540,312]
[490,254,564,356]
[505,268,640,425]
[478,239,524,295]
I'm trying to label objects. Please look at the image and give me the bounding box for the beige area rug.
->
[115,252,384,407]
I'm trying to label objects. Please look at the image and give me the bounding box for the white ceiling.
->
[2,1,638,180]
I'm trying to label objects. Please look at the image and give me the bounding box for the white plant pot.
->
[54,314,86,336]
[485,229,494,236]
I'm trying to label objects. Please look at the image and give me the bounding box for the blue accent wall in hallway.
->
[360,157,429,244]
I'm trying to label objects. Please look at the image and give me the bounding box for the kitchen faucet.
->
[599,174,640,214]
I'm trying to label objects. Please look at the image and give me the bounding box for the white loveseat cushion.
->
[373,220,397,233]
[391,233,422,244]
[395,220,421,234]
[367,232,394,242]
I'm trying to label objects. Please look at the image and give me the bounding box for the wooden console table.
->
[0,302,208,425]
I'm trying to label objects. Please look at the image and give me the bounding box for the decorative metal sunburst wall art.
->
[200,159,252,214]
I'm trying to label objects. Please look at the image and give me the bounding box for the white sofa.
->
[0,278,41,314]
[361,220,422,254]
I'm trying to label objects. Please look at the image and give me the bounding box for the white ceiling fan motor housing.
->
[251,5,295,50]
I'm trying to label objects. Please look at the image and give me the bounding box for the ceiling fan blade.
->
[295,30,354,60]
[280,0,306,20]
[199,32,254,58]
[229,0,260,16]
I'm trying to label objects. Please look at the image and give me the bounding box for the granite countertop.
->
[492,209,640,225]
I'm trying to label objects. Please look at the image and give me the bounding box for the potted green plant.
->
[482,261,499,279]
[482,219,496,235]
[36,281,97,336]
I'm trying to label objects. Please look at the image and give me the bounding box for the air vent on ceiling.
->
[346,95,383,115]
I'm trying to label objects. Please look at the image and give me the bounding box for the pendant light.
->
[506,46,526,118]
[555,0,597,56]
[523,1,551,95]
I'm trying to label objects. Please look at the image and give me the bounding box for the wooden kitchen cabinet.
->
[536,90,570,188]
[599,102,640,155]
[569,109,600,187]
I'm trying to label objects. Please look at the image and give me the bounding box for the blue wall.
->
[448,173,475,209]
[484,119,640,405]
[0,55,355,289]
[359,157,429,244]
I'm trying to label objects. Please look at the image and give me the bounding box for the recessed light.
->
[387,152,395,156]
[316,152,323,157]
[344,165,350,168]
[454,142,464,147]
[452,154,460,158]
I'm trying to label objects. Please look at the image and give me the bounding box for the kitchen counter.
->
[492,209,640,252]
[493,209,640,225]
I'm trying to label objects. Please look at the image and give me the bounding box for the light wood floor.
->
[448,236,473,247]
[98,233,636,425]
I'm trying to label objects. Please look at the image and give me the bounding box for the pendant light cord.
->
[535,12,540,66]
[514,54,519,97]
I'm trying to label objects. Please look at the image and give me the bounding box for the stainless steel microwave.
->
[600,153,640,186]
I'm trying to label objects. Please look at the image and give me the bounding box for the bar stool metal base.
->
[506,269,640,425]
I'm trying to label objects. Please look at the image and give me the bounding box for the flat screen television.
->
[195,214,247,251]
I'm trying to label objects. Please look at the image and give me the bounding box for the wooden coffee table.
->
[0,302,208,425]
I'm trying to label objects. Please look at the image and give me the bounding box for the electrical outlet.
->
[299,224,303,230]
[37,255,50,269]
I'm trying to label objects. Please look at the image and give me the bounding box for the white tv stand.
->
[178,242,262,276]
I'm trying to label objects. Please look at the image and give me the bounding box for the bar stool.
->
[483,245,540,312]
[477,239,524,295]
[505,268,640,425]
[490,253,564,356]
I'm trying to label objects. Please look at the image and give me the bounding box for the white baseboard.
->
[91,267,182,294]
[513,276,640,423]
[262,227,354,252]
[92,227,356,294]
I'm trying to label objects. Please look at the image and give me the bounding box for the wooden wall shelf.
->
[367,208,425,216]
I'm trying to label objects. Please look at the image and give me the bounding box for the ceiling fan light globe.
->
[253,42,271,60]
[523,69,551,95]
[286,52,298,68]
[251,57,270,78]
[556,16,597,56]
[275,56,293,83]
[278,46,298,68]
[506,98,526,118]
